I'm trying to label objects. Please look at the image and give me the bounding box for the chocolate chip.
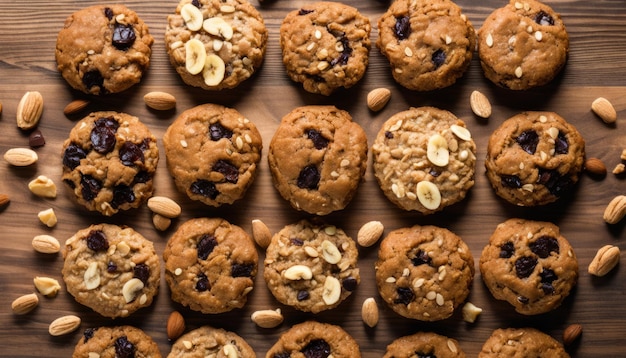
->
[119,142,145,166]
[195,273,210,291]
[394,287,415,305]
[394,16,411,40]
[499,241,515,258]
[209,122,233,141]
[411,250,431,266]
[29,130,45,148]
[515,256,538,278]
[555,132,569,154]
[82,70,105,93]
[297,290,310,301]
[297,165,320,190]
[342,277,357,291]
[63,143,87,170]
[190,180,219,199]
[213,160,238,183]
[516,130,539,154]
[534,10,554,26]
[306,129,329,149]
[80,175,102,201]
[302,339,331,358]
[86,230,109,252]
[112,24,136,50]
[529,236,560,258]
[114,336,135,358]
[197,234,218,260]
[231,263,254,277]
[432,49,446,68]
[501,174,523,188]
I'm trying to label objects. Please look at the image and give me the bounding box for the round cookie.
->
[485,111,585,206]
[162,217,258,314]
[375,225,474,321]
[168,326,255,358]
[372,106,476,214]
[266,321,361,358]
[280,2,371,95]
[62,224,161,318]
[384,332,466,358]
[73,326,161,358]
[377,0,476,91]
[477,0,569,90]
[479,328,569,357]
[55,5,153,95]
[479,218,578,315]
[268,105,368,215]
[165,0,267,90]
[61,111,159,216]
[264,219,360,313]
[163,104,262,207]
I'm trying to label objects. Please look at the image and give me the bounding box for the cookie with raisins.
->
[479,328,569,357]
[164,0,268,90]
[280,2,371,95]
[264,219,360,314]
[268,105,368,215]
[168,326,255,357]
[163,104,262,207]
[55,5,153,95]
[62,224,161,318]
[479,218,578,315]
[61,111,159,216]
[376,0,476,91]
[73,326,161,358]
[485,111,585,206]
[477,0,569,90]
[266,321,361,358]
[384,332,466,358]
[375,225,474,321]
[162,217,258,314]
[372,107,476,214]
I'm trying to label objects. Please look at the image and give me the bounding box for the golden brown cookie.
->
[168,326,255,357]
[479,328,569,357]
[73,326,161,358]
[384,332,466,358]
[266,321,361,358]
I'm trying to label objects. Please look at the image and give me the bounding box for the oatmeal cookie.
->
[479,328,569,357]
[384,331,466,358]
[266,321,361,358]
[73,326,161,358]
[168,326,255,358]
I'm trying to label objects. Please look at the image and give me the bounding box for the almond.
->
[252,219,272,249]
[63,99,90,116]
[167,311,186,340]
[470,90,492,118]
[34,276,61,297]
[250,308,284,328]
[367,88,391,112]
[588,245,620,276]
[38,208,57,228]
[49,315,81,336]
[603,195,626,224]
[152,213,172,231]
[32,234,61,254]
[144,91,177,111]
[4,147,38,166]
[11,293,39,315]
[147,196,181,218]
[28,175,57,198]
[621,149,626,161]
[357,221,384,247]
[563,323,583,346]
[16,91,44,130]
[361,297,379,328]
[0,193,9,208]
[584,157,607,176]
[612,163,625,175]
[462,302,483,323]
[591,97,617,124]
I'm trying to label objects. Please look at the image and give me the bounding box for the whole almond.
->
[16,91,44,130]
[357,221,384,247]
[588,245,620,276]
[584,157,607,176]
[11,293,39,315]
[63,99,90,116]
[251,308,284,328]
[252,219,272,249]
[563,323,583,346]
[0,193,9,208]
[147,196,181,218]
[144,91,177,111]
[470,90,492,119]
[367,88,391,112]
[603,195,626,224]
[167,311,186,340]
[361,297,379,328]
[4,147,38,166]
[49,315,81,336]
[32,234,61,254]
[591,97,617,124]
[152,213,172,231]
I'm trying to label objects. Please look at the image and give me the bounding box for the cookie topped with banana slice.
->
[372,107,477,214]
[164,0,268,90]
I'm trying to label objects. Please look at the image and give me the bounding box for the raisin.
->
[429,168,441,177]
[209,122,233,141]
[190,180,219,199]
[274,353,291,358]
[86,230,109,252]
[302,339,331,358]
[119,142,144,166]
[411,250,431,266]
[191,0,201,8]
[91,117,119,154]
[540,268,557,294]
[213,160,238,183]
[499,242,515,258]
[82,70,105,93]
[518,295,529,304]
[342,277,357,291]
[515,256,538,278]
[297,165,320,190]
[63,143,87,170]
[29,130,46,148]
[416,352,436,358]
[394,287,415,305]
[104,7,114,20]
[555,132,568,154]
[516,130,539,154]
[297,290,310,301]
[290,238,304,246]
[394,16,411,40]
[83,328,97,342]
[114,336,135,358]
[133,263,150,284]
[111,185,135,209]
[529,236,560,258]
[232,263,254,277]
[64,178,76,189]
[133,171,151,184]
[534,10,554,26]
[81,175,102,201]
[501,174,522,188]
[306,129,329,149]
[330,36,352,66]
[537,169,572,196]
[197,234,218,260]
[196,273,210,291]
[432,49,446,68]
[112,24,136,50]
[107,261,117,273]
[385,131,394,139]
[298,8,314,15]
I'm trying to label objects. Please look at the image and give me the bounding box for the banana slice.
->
[180,3,204,31]
[185,39,207,75]
[416,181,441,210]
[450,124,472,141]
[203,54,226,86]
[426,133,449,167]
[203,17,233,40]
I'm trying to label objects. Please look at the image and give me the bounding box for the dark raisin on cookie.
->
[111,185,135,208]
[298,8,314,16]
[416,351,436,358]
[534,10,554,26]
[114,336,135,358]
[394,16,411,40]
[107,261,118,273]
[499,241,515,258]
[290,238,304,246]
[112,24,136,50]
[231,263,255,277]
[63,143,87,170]
[196,273,210,291]
[537,169,572,196]
[190,180,219,199]
[82,70,105,93]
[529,236,560,258]
[432,49,446,68]
[411,249,432,266]
[329,33,352,67]
[82,328,97,342]
[555,132,569,154]
[297,290,310,301]
[213,160,239,183]
[297,165,320,190]
[133,263,150,285]
[197,234,218,260]
[209,122,233,141]
[342,277,358,291]
[301,339,331,358]
[306,129,329,149]
[540,268,558,294]
[104,7,114,20]
[86,230,109,252]
[501,174,523,188]
[119,142,145,166]
[516,130,539,154]
[81,174,102,201]
[515,256,538,278]
[394,286,415,305]
[191,0,201,8]
[91,117,119,154]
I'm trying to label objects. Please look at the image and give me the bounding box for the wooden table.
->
[1,0,625,356]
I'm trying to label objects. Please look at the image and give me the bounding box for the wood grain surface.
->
[1,0,625,356]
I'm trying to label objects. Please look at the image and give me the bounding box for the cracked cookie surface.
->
[479,328,569,357]
[384,331,466,358]
[168,326,255,358]
[266,321,361,358]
